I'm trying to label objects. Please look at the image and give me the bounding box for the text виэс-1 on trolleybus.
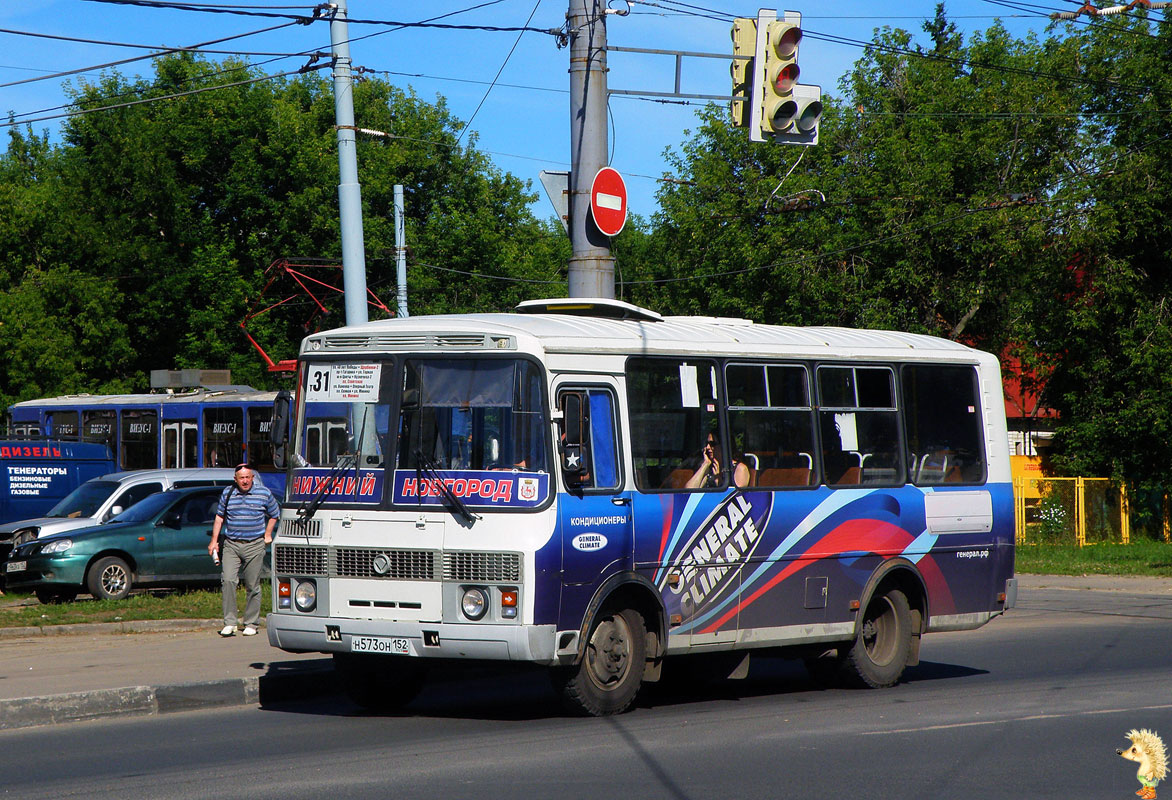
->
[265,298,1016,716]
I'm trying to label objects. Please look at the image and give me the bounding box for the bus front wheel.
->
[333,653,425,712]
[841,588,913,689]
[553,607,646,716]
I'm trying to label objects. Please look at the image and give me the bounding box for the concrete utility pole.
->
[566,0,614,299]
[394,184,409,318]
[330,0,370,326]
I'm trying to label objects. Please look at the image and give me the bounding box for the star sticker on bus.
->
[566,451,580,468]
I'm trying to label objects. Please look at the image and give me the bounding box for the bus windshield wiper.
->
[414,449,480,526]
[297,452,357,522]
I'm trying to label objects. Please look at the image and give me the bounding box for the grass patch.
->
[0,584,272,629]
[1016,539,1172,577]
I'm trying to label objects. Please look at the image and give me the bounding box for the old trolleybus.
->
[266,299,1016,716]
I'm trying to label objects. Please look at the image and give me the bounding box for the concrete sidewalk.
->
[0,572,1168,731]
[0,619,337,731]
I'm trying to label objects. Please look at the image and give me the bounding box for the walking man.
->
[208,463,280,637]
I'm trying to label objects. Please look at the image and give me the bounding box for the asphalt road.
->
[2,583,1170,800]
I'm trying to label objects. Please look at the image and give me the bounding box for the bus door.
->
[163,421,198,468]
[554,382,633,619]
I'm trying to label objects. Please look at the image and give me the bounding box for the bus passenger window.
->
[726,363,817,488]
[902,364,986,485]
[627,358,721,492]
[817,366,902,487]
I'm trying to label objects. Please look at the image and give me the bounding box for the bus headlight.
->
[461,587,488,620]
[294,580,317,612]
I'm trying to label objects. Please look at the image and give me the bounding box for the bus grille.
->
[274,544,328,576]
[443,551,522,583]
[334,547,439,580]
[280,517,322,538]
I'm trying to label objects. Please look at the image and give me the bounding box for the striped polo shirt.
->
[216,483,280,541]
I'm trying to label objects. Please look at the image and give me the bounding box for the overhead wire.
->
[457,0,544,144]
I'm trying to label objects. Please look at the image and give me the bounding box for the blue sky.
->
[1,0,1075,222]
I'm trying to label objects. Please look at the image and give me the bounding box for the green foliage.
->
[0,55,564,408]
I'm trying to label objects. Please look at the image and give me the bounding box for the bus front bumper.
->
[266,612,559,666]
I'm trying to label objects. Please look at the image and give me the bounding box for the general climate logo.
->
[658,493,772,624]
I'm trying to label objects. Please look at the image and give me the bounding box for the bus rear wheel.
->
[553,607,646,717]
[840,588,913,689]
[333,653,425,712]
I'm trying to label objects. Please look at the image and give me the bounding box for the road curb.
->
[0,618,225,639]
[0,663,339,731]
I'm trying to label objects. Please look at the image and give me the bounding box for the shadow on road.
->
[257,652,987,722]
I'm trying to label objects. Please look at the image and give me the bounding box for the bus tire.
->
[87,556,132,601]
[553,607,646,717]
[333,653,425,712]
[841,588,912,689]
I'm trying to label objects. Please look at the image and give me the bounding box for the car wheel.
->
[35,588,79,605]
[552,606,646,716]
[87,556,133,601]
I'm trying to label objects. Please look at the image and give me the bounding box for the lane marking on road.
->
[861,703,1172,736]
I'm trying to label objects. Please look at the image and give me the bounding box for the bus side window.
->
[902,364,986,485]
[558,388,621,492]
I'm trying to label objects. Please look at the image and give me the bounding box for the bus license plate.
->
[351,636,410,655]
[6,560,26,573]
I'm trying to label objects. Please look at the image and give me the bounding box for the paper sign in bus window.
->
[834,412,859,451]
[306,364,382,402]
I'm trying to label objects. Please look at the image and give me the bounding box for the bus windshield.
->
[397,358,549,474]
[288,358,549,510]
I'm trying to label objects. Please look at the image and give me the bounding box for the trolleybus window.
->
[725,363,817,488]
[49,411,79,440]
[120,409,158,470]
[902,364,986,485]
[203,407,243,467]
[247,407,275,470]
[817,365,902,487]
[83,410,116,450]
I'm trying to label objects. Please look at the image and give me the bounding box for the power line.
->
[82,0,566,36]
[0,21,317,90]
[457,0,544,144]
[0,61,329,129]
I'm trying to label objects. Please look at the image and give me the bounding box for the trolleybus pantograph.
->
[266,298,1016,716]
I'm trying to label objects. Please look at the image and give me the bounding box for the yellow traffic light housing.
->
[730,18,757,129]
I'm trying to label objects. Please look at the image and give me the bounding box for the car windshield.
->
[107,490,177,524]
[46,481,119,518]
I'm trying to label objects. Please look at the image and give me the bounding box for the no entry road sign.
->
[590,167,628,237]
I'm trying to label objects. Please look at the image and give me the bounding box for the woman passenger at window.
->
[686,433,751,489]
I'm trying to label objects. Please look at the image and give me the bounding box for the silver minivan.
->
[0,468,239,558]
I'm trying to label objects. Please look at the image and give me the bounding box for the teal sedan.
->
[4,486,227,604]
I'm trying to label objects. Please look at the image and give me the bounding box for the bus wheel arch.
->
[844,560,926,688]
[553,573,665,716]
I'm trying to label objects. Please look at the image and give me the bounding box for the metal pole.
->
[394,184,408,318]
[566,0,614,298]
[330,0,369,326]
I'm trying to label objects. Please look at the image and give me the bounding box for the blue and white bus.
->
[266,298,1016,716]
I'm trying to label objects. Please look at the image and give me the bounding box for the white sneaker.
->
[219,625,236,637]
[242,625,258,636]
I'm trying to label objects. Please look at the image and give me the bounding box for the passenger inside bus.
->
[685,433,752,489]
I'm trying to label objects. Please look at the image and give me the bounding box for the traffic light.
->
[729,18,757,129]
[751,10,822,146]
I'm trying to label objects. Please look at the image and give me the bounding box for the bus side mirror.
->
[559,392,589,484]
[272,390,292,469]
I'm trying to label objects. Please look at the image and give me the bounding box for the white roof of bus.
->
[311,299,985,361]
